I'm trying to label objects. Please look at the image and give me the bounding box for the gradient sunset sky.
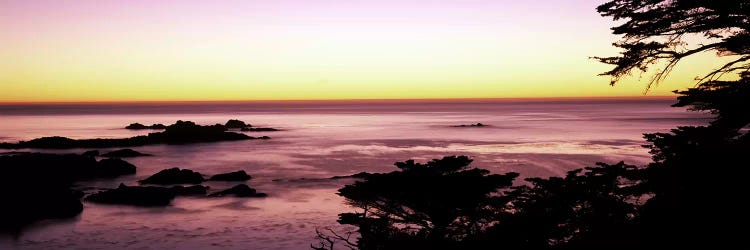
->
[0,0,731,102]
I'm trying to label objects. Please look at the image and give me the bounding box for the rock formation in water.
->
[139,167,205,185]
[208,170,252,181]
[451,123,488,127]
[225,119,250,129]
[125,123,167,130]
[85,183,175,206]
[209,184,267,198]
[223,119,280,132]
[101,148,152,158]
[0,120,266,149]
[95,158,137,177]
[169,185,210,196]
[84,184,211,206]
[0,152,137,231]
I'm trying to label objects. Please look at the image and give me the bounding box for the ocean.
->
[0,98,708,249]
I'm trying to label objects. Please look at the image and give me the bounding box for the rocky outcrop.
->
[101,149,152,158]
[85,183,175,206]
[0,152,137,182]
[225,119,281,132]
[150,120,248,144]
[451,123,488,127]
[0,152,138,231]
[208,170,252,181]
[125,123,166,130]
[208,184,267,198]
[169,185,210,196]
[0,120,266,149]
[139,168,205,185]
[225,119,250,129]
[96,158,137,177]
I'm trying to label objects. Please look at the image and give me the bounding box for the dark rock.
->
[11,136,78,149]
[225,119,250,129]
[139,168,205,185]
[259,136,271,140]
[208,170,252,181]
[101,148,152,158]
[85,183,175,206]
[0,153,129,231]
[451,123,488,128]
[125,123,147,129]
[0,152,137,182]
[126,123,166,130]
[169,185,209,196]
[209,184,267,198]
[82,150,100,157]
[0,120,262,149]
[1,187,83,232]
[96,158,137,177]
[241,127,280,132]
[147,120,251,145]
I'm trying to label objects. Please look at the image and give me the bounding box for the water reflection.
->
[0,99,707,249]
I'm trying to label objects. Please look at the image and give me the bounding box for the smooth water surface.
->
[0,99,708,249]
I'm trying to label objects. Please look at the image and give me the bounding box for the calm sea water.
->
[0,99,708,249]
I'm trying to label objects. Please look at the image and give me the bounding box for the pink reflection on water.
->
[0,99,709,249]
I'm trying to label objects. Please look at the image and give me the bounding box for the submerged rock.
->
[208,170,252,181]
[125,123,166,130]
[85,183,175,206]
[169,185,210,196]
[209,184,267,198]
[140,168,205,185]
[102,148,152,158]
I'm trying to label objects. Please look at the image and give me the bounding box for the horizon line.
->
[0,95,677,105]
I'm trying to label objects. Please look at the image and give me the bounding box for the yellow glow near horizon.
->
[0,0,737,103]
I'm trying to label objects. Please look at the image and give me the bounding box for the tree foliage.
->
[326,156,518,250]
[595,0,750,88]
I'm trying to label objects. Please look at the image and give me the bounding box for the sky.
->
[0,0,734,102]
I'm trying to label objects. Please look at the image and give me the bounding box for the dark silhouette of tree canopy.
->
[593,2,750,248]
[595,0,750,88]
[326,156,518,250]
[477,162,645,250]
